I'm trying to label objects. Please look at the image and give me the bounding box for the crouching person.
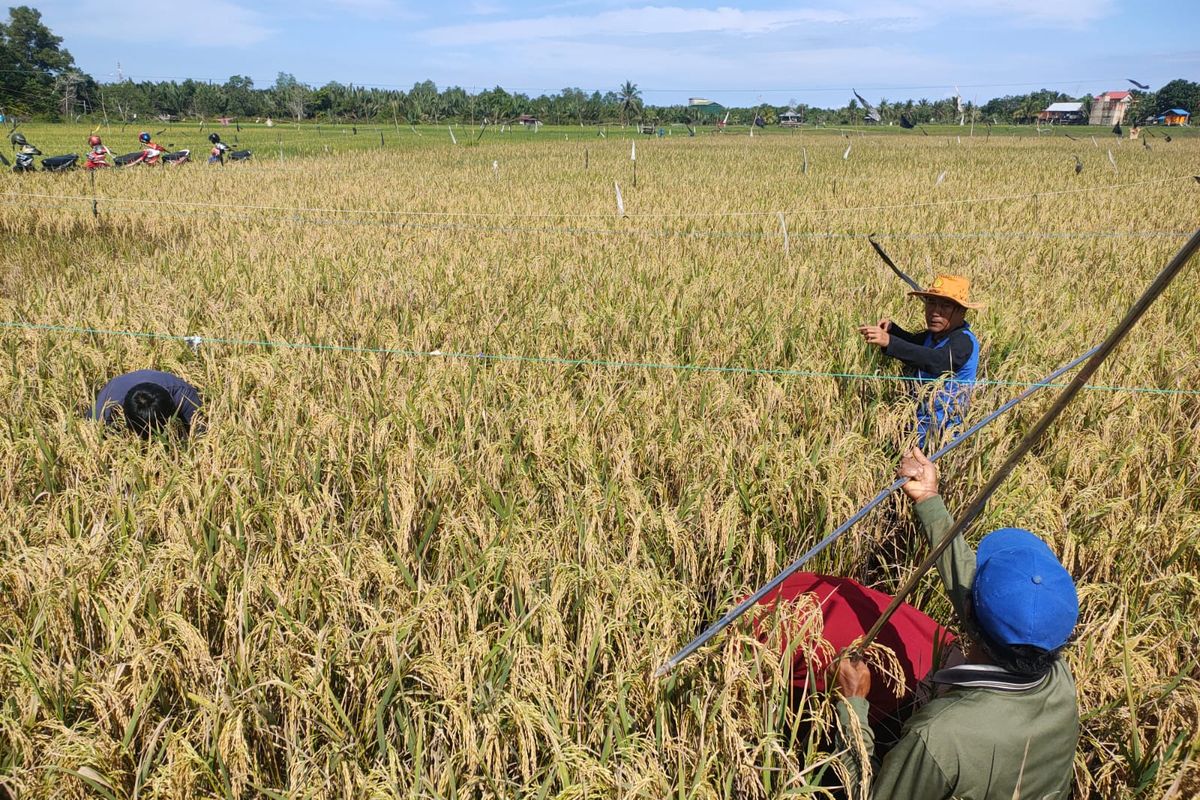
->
[91,369,202,438]
[834,448,1079,799]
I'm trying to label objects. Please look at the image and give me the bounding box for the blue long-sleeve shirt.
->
[884,323,976,379]
[91,370,202,429]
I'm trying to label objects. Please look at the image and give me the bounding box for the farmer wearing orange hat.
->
[858,275,983,446]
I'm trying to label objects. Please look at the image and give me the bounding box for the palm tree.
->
[1016,97,1040,125]
[619,81,642,126]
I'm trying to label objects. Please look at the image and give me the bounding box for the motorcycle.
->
[4,133,79,172]
[113,148,190,167]
[41,153,80,172]
[208,134,251,164]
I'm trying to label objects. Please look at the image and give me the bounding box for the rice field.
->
[1,121,1198,799]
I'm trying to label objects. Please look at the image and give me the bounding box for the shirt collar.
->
[931,663,1048,692]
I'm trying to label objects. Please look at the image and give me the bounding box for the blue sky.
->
[33,0,1200,106]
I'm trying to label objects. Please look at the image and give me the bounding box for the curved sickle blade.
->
[868,235,923,292]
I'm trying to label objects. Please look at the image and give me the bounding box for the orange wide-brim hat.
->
[908,274,985,309]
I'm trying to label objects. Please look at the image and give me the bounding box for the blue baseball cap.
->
[972,528,1079,651]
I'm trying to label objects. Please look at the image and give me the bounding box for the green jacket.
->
[837,495,1079,799]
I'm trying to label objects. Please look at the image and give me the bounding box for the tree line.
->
[2,6,1196,128]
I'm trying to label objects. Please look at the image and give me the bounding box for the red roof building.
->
[1090,90,1132,126]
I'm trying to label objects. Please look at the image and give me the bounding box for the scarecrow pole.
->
[855,226,1200,654]
[90,168,98,219]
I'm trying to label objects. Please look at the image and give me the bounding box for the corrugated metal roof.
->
[1166,108,1190,115]
[1045,102,1084,112]
[1096,91,1130,100]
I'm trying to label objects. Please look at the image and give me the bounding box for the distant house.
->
[1156,108,1190,126]
[1089,91,1131,126]
[1039,102,1086,124]
[517,114,540,126]
[688,97,725,123]
[779,110,802,127]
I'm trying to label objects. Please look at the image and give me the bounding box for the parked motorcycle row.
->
[4,131,252,173]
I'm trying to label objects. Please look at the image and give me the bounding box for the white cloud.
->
[424,5,875,45]
[468,1,507,14]
[323,0,421,20]
[57,0,272,47]
[928,0,1115,27]
[424,0,1113,49]
[429,35,952,101]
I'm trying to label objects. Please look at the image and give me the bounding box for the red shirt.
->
[752,573,957,725]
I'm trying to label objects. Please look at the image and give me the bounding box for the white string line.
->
[3,174,1191,221]
[5,320,1197,397]
[1,196,1190,243]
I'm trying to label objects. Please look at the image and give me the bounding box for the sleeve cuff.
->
[846,695,871,718]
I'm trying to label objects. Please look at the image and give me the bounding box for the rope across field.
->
[2,320,1197,396]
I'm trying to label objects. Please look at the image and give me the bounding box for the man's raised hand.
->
[898,447,939,503]
[857,323,890,348]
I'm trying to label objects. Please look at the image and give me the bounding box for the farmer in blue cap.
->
[834,447,1079,799]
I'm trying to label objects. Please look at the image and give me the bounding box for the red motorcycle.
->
[114,131,190,166]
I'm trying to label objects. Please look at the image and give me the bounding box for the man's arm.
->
[834,659,876,799]
[834,658,956,800]
[898,449,976,621]
[167,380,203,429]
[835,696,874,798]
[886,321,923,345]
[884,328,974,376]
